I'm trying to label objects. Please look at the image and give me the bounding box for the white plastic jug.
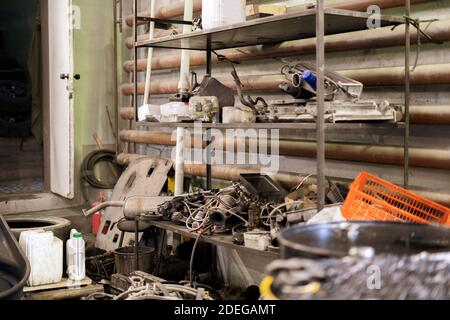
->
[19,230,63,286]
[202,0,246,29]
[66,229,86,281]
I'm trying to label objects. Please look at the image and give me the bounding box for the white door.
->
[47,0,74,199]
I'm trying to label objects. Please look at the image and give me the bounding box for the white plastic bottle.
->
[202,0,246,29]
[66,229,86,281]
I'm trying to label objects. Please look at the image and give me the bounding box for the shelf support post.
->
[316,0,326,211]
[206,37,212,189]
[404,0,411,187]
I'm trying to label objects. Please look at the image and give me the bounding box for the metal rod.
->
[316,0,326,211]
[136,17,194,25]
[206,129,212,190]
[206,45,212,190]
[206,45,212,76]
[133,0,138,122]
[113,0,120,154]
[135,217,139,271]
[404,0,411,187]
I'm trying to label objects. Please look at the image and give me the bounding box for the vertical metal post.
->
[316,0,325,211]
[133,0,138,122]
[206,44,212,190]
[134,217,139,271]
[404,0,411,187]
[206,129,212,190]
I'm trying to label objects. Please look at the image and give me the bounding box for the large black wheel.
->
[0,80,31,113]
[0,112,32,138]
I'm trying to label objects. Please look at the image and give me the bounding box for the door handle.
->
[60,74,81,80]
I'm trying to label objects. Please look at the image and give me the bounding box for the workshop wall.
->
[72,0,117,203]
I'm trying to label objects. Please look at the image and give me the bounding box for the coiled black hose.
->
[81,149,120,189]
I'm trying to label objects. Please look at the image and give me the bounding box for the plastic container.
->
[66,229,86,281]
[0,215,30,300]
[278,221,450,259]
[19,230,62,287]
[202,0,246,29]
[113,246,155,276]
[342,171,450,225]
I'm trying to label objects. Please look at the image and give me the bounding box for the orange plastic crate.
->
[342,172,450,226]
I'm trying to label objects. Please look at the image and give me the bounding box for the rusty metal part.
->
[115,154,450,207]
[120,105,450,125]
[123,196,173,220]
[118,130,450,170]
[120,63,450,96]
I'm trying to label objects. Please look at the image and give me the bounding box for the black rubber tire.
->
[0,56,18,70]
[0,80,31,114]
[0,114,32,138]
[3,215,72,242]
[0,68,24,81]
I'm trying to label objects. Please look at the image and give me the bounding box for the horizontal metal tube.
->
[119,105,450,125]
[125,0,202,27]
[115,153,450,207]
[120,63,450,96]
[82,201,124,217]
[123,19,450,72]
[118,130,450,170]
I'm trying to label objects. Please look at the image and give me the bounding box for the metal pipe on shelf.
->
[120,63,450,96]
[123,19,450,71]
[115,153,450,207]
[118,130,450,170]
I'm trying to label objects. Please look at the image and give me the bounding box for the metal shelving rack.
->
[132,1,411,210]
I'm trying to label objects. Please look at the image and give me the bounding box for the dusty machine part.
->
[258,61,400,123]
[95,157,173,252]
[3,215,71,241]
[188,96,220,123]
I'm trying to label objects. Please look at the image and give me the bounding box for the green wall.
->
[72,0,116,203]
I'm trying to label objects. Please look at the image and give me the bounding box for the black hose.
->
[81,149,120,189]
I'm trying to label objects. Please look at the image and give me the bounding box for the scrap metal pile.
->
[85,271,214,301]
[266,253,450,300]
[155,174,343,250]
